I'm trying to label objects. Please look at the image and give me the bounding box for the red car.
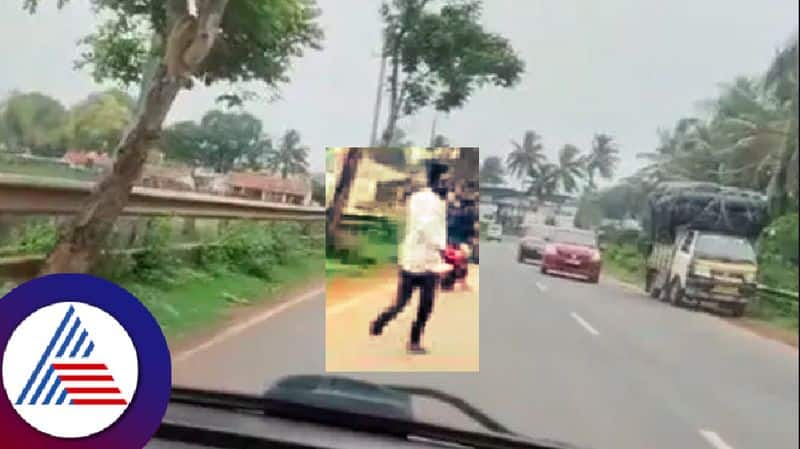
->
[540,228,602,283]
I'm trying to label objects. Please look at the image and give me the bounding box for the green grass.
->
[0,156,99,182]
[124,250,323,340]
[601,243,646,286]
[601,241,798,333]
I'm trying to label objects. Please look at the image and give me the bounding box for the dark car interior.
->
[145,376,577,449]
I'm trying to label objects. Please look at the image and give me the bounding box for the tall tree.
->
[68,89,135,153]
[377,0,524,145]
[506,130,546,179]
[27,0,323,274]
[552,144,584,194]
[0,91,69,156]
[162,110,265,173]
[584,133,620,189]
[524,163,557,202]
[265,129,309,178]
[327,0,523,249]
[763,36,798,215]
[479,156,504,185]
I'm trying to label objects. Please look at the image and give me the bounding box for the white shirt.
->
[399,188,447,273]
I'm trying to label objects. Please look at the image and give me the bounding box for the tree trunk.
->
[39,0,230,275]
[326,148,362,250]
[380,45,403,147]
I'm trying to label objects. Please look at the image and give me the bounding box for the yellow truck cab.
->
[643,182,768,317]
[647,229,758,316]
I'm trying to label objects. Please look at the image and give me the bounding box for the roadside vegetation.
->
[0,218,324,339]
[326,219,398,279]
[598,215,799,331]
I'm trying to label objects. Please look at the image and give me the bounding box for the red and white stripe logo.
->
[2,302,138,438]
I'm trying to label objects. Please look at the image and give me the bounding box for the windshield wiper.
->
[166,384,583,449]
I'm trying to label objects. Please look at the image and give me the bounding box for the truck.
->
[643,182,769,317]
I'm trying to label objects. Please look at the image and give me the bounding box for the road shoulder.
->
[169,277,325,356]
[602,271,799,349]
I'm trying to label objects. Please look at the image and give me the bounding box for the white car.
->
[486,223,502,241]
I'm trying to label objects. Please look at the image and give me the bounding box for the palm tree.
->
[552,144,585,194]
[265,129,309,179]
[524,163,558,202]
[762,36,798,214]
[584,133,620,189]
[507,130,546,179]
[696,77,792,200]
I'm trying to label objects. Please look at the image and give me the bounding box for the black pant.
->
[372,270,437,345]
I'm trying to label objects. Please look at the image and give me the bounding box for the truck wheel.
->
[730,303,746,318]
[668,280,685,308]
[517,252,524,263]
[540,265,547,275]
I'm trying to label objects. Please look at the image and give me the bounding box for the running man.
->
[369,160,449,354]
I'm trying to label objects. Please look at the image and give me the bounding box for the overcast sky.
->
[1,0,797,185]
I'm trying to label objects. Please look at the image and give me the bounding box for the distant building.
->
[138,164,195,191]
[226,172,311,205]
[62,150,113,171]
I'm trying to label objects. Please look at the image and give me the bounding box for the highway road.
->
[172,238,798,449]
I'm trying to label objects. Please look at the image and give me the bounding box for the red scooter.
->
[439,243,469,291]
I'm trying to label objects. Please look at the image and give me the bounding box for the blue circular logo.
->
[0,274,171,448]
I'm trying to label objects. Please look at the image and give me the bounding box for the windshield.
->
[551,230,597,247]
[2,2,797,449]
[695,234,757,263]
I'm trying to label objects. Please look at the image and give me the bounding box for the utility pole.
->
[369,40,387,147]
[428,114,438,147]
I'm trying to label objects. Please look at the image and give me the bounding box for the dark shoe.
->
[406,343,428,354]
[369,320,382,336]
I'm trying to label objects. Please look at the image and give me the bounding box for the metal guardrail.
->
[757,284,799,300]
[0,175,324,221]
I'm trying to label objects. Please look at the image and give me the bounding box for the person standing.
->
[369,160,449,354]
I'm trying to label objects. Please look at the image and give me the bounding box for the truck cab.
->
[648,229,758,316]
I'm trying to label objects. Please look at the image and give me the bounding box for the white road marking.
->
[174,287,324,363]
[535,281,548,292]
[699,430,735,449]
[570,312,599,336]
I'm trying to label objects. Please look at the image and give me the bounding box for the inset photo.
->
[325,147,479,372]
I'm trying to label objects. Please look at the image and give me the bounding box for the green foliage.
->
[264,129,309,178]
[479,156,504,185]
[10,219,58,255]
[627,34,798,217]
[0,92,70,156]
[162,110,269,172]
[199,222,314,279]
[68,89,135,152]
[574,194,603,229]
[27,0,324,99]
[553,144,584,194]
[0,153,100,181]
[506,130,545,179]
[131,218,179,283]
[601,242,646,285]
[584,133,620,189]
[431,134,449,147]
[757,213,799,292]
[378,0,523,140]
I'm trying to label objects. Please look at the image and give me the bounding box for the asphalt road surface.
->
[173,238,798,449]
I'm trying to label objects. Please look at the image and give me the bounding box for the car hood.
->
[552,243,596,256]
